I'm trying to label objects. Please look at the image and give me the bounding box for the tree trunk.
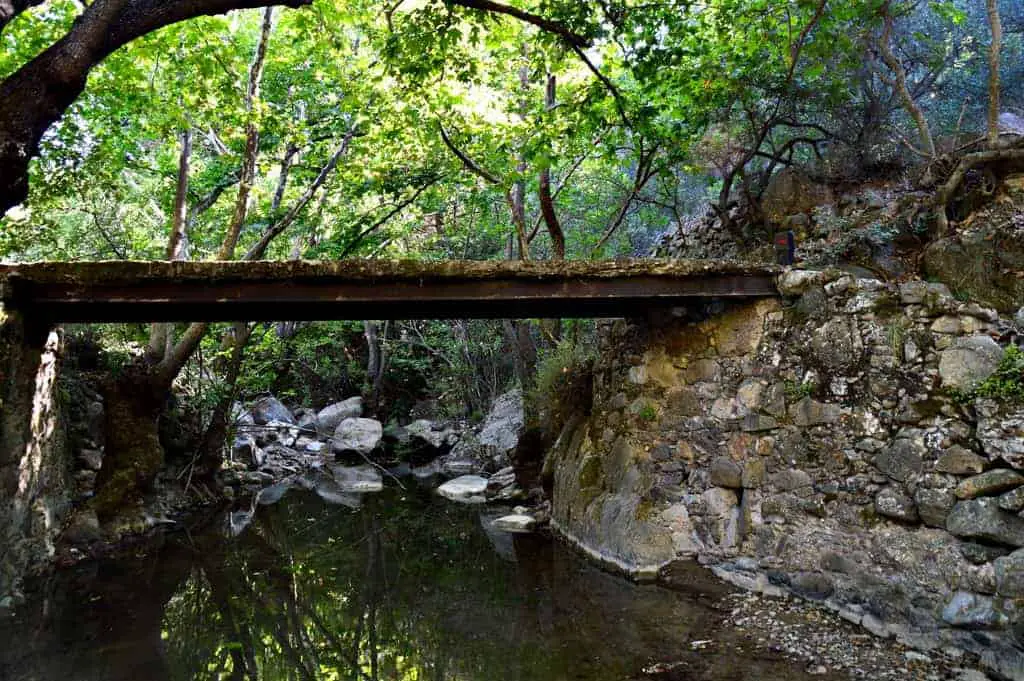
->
[538,74,565,260]
[877,4,936,157]
[986,0,1002,148]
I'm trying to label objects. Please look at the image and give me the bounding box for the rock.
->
[938,337,1004,391]
[875,439,924,482]
[226,511,253,537]
[477,389,524,453]
[1015,306,1024,329]
[777,270,827,296]
[955,470,1024,500]
[77,448,103,471]
[789,397,842,427]
[329,464,384,493]
[490,514,536,533]
[62,510,102,544]
[331,418,383,455]
[915,487,956,528]
[998,486,1024,512]
[946,498,1024,547]
[771,468,813,492]
[710,457,743,488]
[740,414,779,432]
[809,318,862,372]
[251,396,295,425]
[899,281,952,305]
[231,434,260,468]
[935,446,988,475]
[256,481,292,506]
[960,541,1011,565]
[295,409,319,435]
[405,419,454,449]
[437,475,489,504]
[931,316,962,334]
[875,487,919,523]
[993,550,1024,597]
[942,591,1007,628]
[976,401,1024,469]
[316,397,363,433]
[742,459,765,489]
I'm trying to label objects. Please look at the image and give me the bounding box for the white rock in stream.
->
[332,417,383,455]
[330,464,384,493]
[437,475,489,504]
[491,514,536,533]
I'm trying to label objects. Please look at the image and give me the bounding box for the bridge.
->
[0,259,781,323]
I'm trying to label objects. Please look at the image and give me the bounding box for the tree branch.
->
[448,0,589,47]
[437,122,501,185]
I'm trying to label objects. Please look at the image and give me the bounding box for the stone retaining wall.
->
[544,269,1024,677]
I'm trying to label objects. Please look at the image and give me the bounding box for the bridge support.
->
[0,306,68,601]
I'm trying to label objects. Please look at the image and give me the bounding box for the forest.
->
[3,0,1021,423]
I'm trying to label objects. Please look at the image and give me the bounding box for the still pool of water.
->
[0,489,841,681]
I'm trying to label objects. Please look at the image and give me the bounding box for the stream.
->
[0,488,848,681]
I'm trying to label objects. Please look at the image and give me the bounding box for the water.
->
[0,489,838,681]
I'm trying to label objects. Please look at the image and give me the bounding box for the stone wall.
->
[544,270,1024,678]
[0,307,70,606]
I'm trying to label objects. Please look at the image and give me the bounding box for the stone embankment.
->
[544,268,1024,678]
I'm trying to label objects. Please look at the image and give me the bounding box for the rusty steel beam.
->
[0,260,781,323]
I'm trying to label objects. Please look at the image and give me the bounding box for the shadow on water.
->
[0,489,842,681]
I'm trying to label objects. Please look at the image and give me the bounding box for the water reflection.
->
[1,490,836,681]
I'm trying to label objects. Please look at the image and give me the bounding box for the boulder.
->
[294,409,319,435]
[317,397,363,433]
[477,389,524,453]
[405,419,454,449]
[777,270,827,296]
[437,475,489,504]
[77,448,103,471]
[875,487,919,523]
[331,418,383,455]
[946,498,1024,547]
[976,401,1024,470]
[251,396,295,425]
[955,470,1024,500]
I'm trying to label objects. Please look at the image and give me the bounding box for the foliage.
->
[975,343,1024,402]
[530,328,596,414]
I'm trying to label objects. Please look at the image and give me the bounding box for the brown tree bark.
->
[876,2,936,157]
[986,0,1002,148]
[219,6,274,259]
[538,74,565,260]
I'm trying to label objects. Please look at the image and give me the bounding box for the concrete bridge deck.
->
[0,259,781,323]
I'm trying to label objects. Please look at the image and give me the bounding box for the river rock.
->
[976,401,1024,469]
[330,464,383,493]
[294,409,319,435]
[251,396,295,425]
[331,418,383,455]
[875,487,918,523]
[317,397,363,433]
[955,470,1024,499]
[437,475,489,504]
[935,446,987,475]
[77,448,103,471]
[406,419,454,450]
[938,337,1004,391]
[256,480,292,505]
[490,514,536,533]
[477,389,524,453]
[946,498,1024,547]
